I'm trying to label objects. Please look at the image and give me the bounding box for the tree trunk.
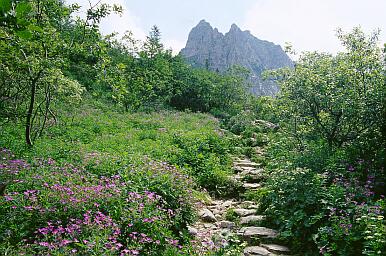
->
[25,82,37,146]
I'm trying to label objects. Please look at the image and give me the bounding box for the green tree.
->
[109,26,174,111]
[271,28,384,153]
[0,0,120,145]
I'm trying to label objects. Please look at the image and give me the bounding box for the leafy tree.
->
[169,62,251,116]
[109,26,174,111]
[270,28,384,153]
[0,0,120,145]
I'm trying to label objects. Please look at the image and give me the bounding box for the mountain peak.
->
[229,23,241,32]
[180,20,293,96]
[196,19,212,28]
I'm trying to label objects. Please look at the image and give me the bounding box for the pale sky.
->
[67,0,386,55]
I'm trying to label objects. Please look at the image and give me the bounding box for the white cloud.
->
[164,39,185,55]
[243,0,386,54]
[66,0,146,40]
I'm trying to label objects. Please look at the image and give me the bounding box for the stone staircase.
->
[189,155,290,255]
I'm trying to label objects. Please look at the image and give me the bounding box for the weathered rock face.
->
[180,20,293,96]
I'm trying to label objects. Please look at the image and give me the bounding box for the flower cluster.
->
[0,149,212,255]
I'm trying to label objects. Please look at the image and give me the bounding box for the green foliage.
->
[225,208,239,222]
[243,187,269,203]
[170,64,251,117]
[269,28,384,151]
[168,132,238,196]
[262,168,326,251]
[0,104,236,255]
[260,28,386,255]
[0,0,122,145]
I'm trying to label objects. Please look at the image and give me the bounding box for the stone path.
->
[189,154,291,255]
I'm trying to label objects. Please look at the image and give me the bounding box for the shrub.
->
[261,164,385,255]
[169,133,235,196]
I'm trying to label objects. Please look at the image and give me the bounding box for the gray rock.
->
[221,200,234,208]
[215,214,222,220]
[234,208,256,217]
[240,201,260,209]
[261,244,290,254]
[234,161,260,168]
[239,227,278,239]
[241,168,263,176]
[243,183,262,190]
[239,166,257,172]
[203,223,216,229]
[244,246,271,256]
[211,208,221,215]
[180,20,293,96]
[240,215,265,225]
[218,221,236,229]
[199,208,217,222]
[247,204,260,209]
[187,226,198,236]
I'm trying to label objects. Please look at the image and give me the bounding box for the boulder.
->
[199,208,217,222]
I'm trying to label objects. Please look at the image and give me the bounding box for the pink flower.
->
[38,242,50,247]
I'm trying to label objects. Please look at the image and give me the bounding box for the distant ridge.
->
[180,20,293,96]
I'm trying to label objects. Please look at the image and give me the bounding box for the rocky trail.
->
[189,152,291,256]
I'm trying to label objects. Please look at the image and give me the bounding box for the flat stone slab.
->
[239,227,278,239]
[239,166,258,172]
[244,246,271,256]
[243,183,262,189]
[240,201,260,209]
[241,169,264,176]
[234,160,260,168]
[247,204,260,209]
[240,215,265,225]
[234,208,256,217]
[218,221,236,229]
[261,244,290,254]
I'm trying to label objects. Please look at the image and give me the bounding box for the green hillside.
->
[0,1,385,255]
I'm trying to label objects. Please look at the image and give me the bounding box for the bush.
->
[168,133,236,196]
[261,164,385,255]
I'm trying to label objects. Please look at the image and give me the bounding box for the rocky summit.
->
[180,20,293,96]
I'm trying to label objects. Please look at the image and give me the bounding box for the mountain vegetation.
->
[0,1,385,255]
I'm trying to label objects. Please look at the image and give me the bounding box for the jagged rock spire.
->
[180,20,293,96]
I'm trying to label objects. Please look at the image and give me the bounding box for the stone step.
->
[217,220,236,229]
[240,215,265,225]
[243,174,265,183]
[238,166,258,172]
[241,168,264,176]
[239,227,278,240]
[234,208,256,217]
[261,244,290,255]
[244,246,276,256]
[243,183,262,190]
[239,201,260,209]
[234,160,261,168]
[234,166,256,173]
